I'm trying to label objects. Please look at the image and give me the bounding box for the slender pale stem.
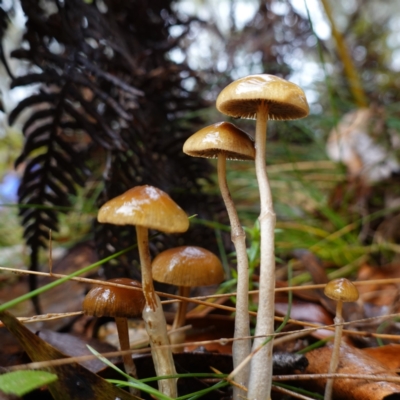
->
[170,286,191,350]
[324,300,344,400]
[173,286,191,330]
[136,225,177,398]
[114,317,140,397]
[248,103,276,400]
[217,154,251,398]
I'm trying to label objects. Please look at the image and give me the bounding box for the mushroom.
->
[183,121,254,394]
[216,74,309,399]
[152,245,224,349]
[83,278,145,396]
[323,278,359,400]
[98,185,189,398]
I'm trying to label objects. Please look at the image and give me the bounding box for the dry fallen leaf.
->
[362,344,400,371]
[304,343,400,399]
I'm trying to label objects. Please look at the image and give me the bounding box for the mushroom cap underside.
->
[216,74,309,120]
[183,121,255,161]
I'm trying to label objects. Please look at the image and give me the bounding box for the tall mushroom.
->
[183,121,254,396]
[216,75,309,399]
[98,185,189,398]
[152,245,224,348]
[83,278,145,396]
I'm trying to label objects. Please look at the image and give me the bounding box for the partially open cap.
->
[98,185,189,233]
[216,74,309,121]
[83,278,145,318]
[152,246,224,287]
[324,278,359,302]
[183,122,255,161]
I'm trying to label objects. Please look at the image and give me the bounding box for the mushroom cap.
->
[183,121,255,161]
[83,278,145,318]
[216,74,309,121]
[324,278,359,302]
[97,185,189,233]
[152,246,224,287]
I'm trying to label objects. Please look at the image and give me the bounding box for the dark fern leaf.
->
[7,0,226,311]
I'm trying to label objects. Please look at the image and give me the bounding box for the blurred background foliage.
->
[0,0,400,289]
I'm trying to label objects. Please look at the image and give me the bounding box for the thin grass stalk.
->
[319,0,367,108]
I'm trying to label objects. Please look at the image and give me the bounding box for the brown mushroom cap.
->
[152,246,224,287]
[324,278,359,302]
[83,278,145,318]
[97,185,189,233]
[183,122,255,161]
[216,74,309,121]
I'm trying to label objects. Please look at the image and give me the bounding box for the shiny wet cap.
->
[183,122,255,161]
[216,74,309,120]
[83,278,145,318]
[152,246,224,287]
[98,185,189,233]
[324,278,359,302]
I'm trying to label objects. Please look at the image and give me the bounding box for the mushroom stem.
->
[136,226,157,310]
[115,317,140,397]
[170,286,191,350]
[248,102,276,400]
[217,154,251,397]
[324,300,344,400]
[173,286,191,330]
[136,225,177,398]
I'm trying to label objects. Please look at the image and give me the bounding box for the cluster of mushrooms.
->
[81,74,360,400]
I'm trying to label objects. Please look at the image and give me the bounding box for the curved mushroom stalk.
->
[216,74,309,400]
[143,294,177,398]
[183,122,255,398]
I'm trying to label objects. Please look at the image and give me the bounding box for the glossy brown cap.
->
[216,74,309,121]
[98,185,189,233]
[152,246,224,287]
[324,278,359,302]
[183,122,255,161]
[83,278,145,318]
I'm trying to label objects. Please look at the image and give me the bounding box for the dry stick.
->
[218,154,251,398]
[248,102,276,400]
[272,385,315,400]
[136,225,177,398]
[6,263,400,297]
[5,266,400,339]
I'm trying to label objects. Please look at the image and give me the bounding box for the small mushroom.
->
[83,278,145,396]
[98,185,189,398]
[323,278,359,400]
[152,246,224,349]
[183,121,254,393]
[216,74,309,400]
